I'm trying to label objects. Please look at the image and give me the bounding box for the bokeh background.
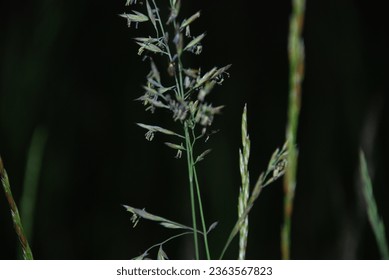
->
[1,0,388,259]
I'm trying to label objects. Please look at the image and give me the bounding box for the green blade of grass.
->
[19,126,48,250]
[360,150,389,259]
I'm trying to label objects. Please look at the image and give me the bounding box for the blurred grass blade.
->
[360,150,389,259]
[20,126,48,249]
[282,0,306,260]
[1,156,34,260]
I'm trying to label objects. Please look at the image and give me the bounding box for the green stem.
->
[184,124,199,260]
[191,152,211,259]
[282,0,306,260]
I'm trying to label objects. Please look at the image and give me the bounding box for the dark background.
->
[1,0,388,259]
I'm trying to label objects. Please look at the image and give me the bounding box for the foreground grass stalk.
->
[184,125,200,260]
[282,0,306,260]
[360,151,389,259]
[0,156,34,260]
[191,153,211,259]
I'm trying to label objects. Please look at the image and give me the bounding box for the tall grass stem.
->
[1,156,34,260]
[282,0,306,260]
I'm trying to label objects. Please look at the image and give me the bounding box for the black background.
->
[1,0,388,259]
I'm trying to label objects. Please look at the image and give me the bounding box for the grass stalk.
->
[0,156,34,260]
[282,0,306,260]
[360,151,389,259]
[184,125,200,260]
[192,153,211,259]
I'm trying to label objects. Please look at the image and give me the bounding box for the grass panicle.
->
[238,104,250,260]
[360,151,389,259]
[282,0,306,260]
[220,141,287,260]
[0,156,34,260]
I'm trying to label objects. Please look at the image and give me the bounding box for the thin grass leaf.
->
[184,33,206,52]
[157,246,169,260]
[180,11,201,30]
[360,150,389,259]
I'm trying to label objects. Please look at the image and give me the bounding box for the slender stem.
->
[1,156,34,260]
[191,152,211,259]
[282,0,306,260]
[184,125,199,260]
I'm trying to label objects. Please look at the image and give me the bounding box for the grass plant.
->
[121,0,285,259]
